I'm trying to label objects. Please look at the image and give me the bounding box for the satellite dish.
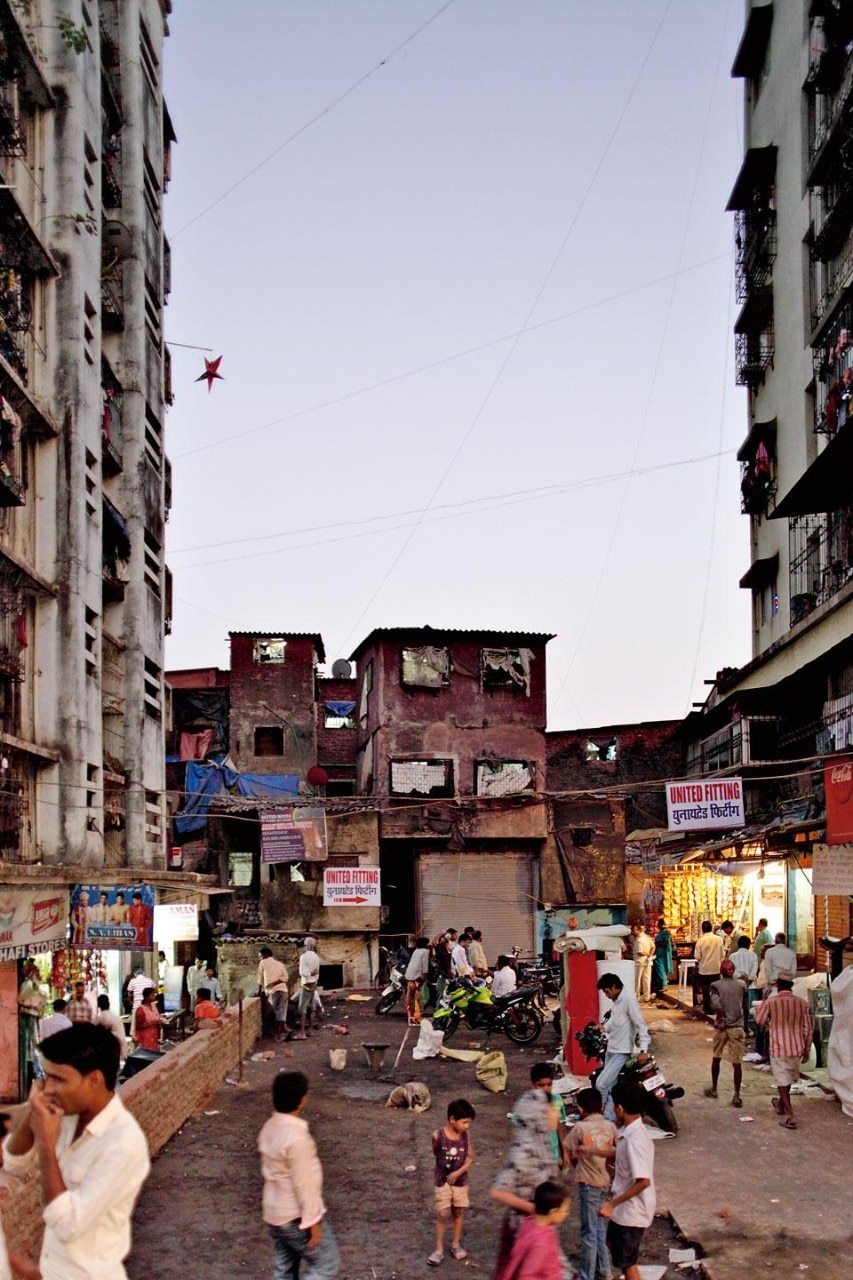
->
[331,658,352,678]
[103,220,132,259]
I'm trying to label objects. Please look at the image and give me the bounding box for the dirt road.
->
[128,996,688,1280]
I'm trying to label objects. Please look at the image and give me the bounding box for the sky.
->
[162,0,751,731]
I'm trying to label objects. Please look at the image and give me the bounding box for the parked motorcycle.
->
[433,979,543,1044]
[575,1021,684,1134]
[375,966,434,1016]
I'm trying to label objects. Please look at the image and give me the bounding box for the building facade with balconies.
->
[0,0,173,877]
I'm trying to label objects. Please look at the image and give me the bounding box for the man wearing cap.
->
[754,973,812,1129]
[294,938,321,1040]
[704,959,746,1107]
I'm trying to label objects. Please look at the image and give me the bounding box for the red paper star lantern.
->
[196,355,224,392]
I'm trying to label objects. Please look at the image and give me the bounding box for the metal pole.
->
[238,997,243,1083]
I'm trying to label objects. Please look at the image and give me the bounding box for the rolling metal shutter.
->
[417,851,536,964]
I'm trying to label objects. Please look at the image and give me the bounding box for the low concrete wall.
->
[0,997,261,1261]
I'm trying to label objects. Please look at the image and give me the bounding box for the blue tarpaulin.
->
[174,764,299,835]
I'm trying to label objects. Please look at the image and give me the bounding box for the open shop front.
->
[632,826,821,980]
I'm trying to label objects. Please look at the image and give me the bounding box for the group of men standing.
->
[257,936,321,1042]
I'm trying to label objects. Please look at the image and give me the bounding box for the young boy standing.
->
[429,1098,476,1266]
[567,1087,617,1280]
[598,1082,655,1280]
[497,1181,569,1280]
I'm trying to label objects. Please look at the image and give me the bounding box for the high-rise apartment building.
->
[0,0,173,872]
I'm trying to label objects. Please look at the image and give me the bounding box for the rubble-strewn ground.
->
[128,994,852,1280]
[128,997,687,1279]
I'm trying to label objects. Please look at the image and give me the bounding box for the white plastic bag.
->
[412,1018,445,1060]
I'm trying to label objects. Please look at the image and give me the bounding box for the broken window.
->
[324,700,356,729]
[481,647,532,695]
[475,760,533,797]
[359,660,373,728]
[585,737,618,762]
[401,646,450,689]
[254,726,284,756]
[390,758,453,798]
[253,637,286,664]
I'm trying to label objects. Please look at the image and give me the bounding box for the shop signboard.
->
[323,865,381,907]
[261,807,328,864]
[0,888,68,962]
[154,902,198,941]
[824,757,853,845]
[665,778,745,832]
[812,843,853,896]
[70,884,155,950]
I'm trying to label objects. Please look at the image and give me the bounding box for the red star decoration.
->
[196,355,224,392]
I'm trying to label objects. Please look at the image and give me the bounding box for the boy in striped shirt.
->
[754,972,812,1130]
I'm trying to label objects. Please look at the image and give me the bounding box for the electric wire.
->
[550,3,735,723]
[170,251,729,463]
[332,0,676,662]
[172,451,732,571]
[171,0,458,239]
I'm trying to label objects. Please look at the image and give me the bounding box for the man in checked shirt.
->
[754,971,812,1130]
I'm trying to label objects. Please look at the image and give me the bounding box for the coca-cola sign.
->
[825,755,853,845]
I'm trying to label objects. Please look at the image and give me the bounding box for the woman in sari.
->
[133,986,162,1051]
[652,917,673,995]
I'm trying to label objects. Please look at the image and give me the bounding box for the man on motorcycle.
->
[595,974,651,1123]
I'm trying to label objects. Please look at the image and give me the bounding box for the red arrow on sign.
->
[334,896,369,904]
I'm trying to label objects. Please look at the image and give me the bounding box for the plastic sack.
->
[413,1018,445,1060]
[476,1049,507,1093]
[828,966,853,1117]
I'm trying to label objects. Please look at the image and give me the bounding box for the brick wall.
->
[0,998,261,1261]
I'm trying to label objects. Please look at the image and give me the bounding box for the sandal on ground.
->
[449,1246,468,1261]
[771,1098,783,1115]
[779,1117,798,1129]
[703,1088,718,1099]
[731,1097,743,1107]
[427,1252,444,1266]
[292,1033,307,1040]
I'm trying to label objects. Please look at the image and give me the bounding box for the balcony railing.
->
[808,31,853,165]
[101,263,124,331]
[101,358,123,474]
[740,455,776,516]
[735,208,777,303]
[812,301,853,432]
[0,84,24,157]
[789,504,853,626]
[735,325,774,387]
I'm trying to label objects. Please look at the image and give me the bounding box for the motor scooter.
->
[575,1021,684,1134]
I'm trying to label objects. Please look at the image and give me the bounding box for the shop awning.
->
[739,552,779,589]
[731,3,773,80]
[771,419,853,517]
[726,145,777,211]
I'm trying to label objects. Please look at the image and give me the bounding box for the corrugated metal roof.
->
[228,632,325,661]
[209,795,379,816]
[349,627,555,661]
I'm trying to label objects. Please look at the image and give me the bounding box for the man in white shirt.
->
[631,925,655,1002]
[39,999,73,1042]
[693,922,725,1014]
[491,956,518,1000]
[763,933,797,990]
[258,1070,339,1279]
[258,947,291,1042]
[451,936,474,980]
[598,1081,656,1280]
[729,935,759,1029]
[203,966,223,1005]
[186,958,206,1011]
[96,995,128,1064]
[3,1023,150,1280]
[295,938,321,1040]
[595,974,651,1122]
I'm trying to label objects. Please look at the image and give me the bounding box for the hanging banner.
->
[666,778,745,831]
[70,884,155,950]
[0,888,68,962]
[323,865,381,907]
[261,807,328,864]
[825,757,853,845]
[812,843,853,896]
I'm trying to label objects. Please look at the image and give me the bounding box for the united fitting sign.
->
[665,778,745,832]
[323,866,381,907]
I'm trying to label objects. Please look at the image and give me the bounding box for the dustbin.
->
[121,1048,165,1080]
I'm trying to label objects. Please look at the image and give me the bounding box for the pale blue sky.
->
[163,1,750,729]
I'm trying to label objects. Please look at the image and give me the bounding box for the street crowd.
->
[0,920,815,1280]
